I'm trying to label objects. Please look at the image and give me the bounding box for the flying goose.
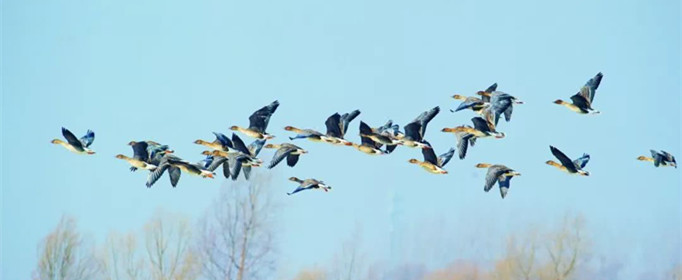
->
[546,146,590,176]
[287,177,331,195]
[554,72,603,114]
[51,127,95,155]
[230,100,280,139]
[408,141,455,174]
[475,163,521,198]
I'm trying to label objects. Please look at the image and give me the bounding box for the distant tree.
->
[329,225,366,280]
[539,214,589,280]
[98,232,148,280]
[32,215,100,280]
[144,210,198,280]
[195,174,276,280]
[421,260,487,280]
[493,228,540,280]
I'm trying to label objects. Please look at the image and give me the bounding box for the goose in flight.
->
[442,110,505,140]
[637,150,677,168]
[265,143,308,168]
[477,91,523,126]
[554,72,603,114]
[408,141,455,174]
[400,106,440,149]
[51,127,95,155]
[324,110,361,146]
[546,146,590,176]
[116,141,157,171]
[194,132,233,152]
[230,100,280,139]
[287,177,331,195]
[451,83,497,114]
[475,163,521,198]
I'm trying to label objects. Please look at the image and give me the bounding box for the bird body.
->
[51,127,95,155]
[475,163,520,198]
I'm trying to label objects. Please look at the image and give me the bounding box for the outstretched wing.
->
[287,154,300,167]
[131,142,150,161]
[421,140,438,165]
[437,148,455,167]
[146,162,169,188]
[471,117,491,133]
[213,132,233,149]
[248,100,280,133]
[572,153,590,169]
[418,107,440,138]
[80,130,95,148]
[484,166,505,192]
[485,83,498,93]
[403,122,421,141]
[231,134,251,155]
[550,146,578,172]
[340,110,361,136]
[580,72,603,104]
[325,113,343,138]
[498,176,511,199]
[248,139,266,157]
[268,147,294,169]
[456,132,471,159]
[61,127,84,151]
[205,156,227,172]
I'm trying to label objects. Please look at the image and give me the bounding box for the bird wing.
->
[581,72,603,104]
[570,93,591,109]
[146,162,169,188]
[131,142,150,161]
[660,151,676,163]
[456,132,471,159]
[550,146,578,172]
[485,83,498,93]
[503,105,513,122]
[231,133,251,155]
[248,100,280,133]
[418,106,440,138]
[421,141,438,165]
[437,147,455,167]
[359,121,373,136]
[287,154,300,167]
[403,122,421,141]
[360,135,378,147]
[248,139,266,157]
[471,117,491,133]
[498,176,511,199]
[268,147,294,169]
[205,156,227,172]
[61,127,84,151]
[651,150,663,167]
[80,130,95,148]
[325,113,343,138]
[168,166,181,187]
[340,110,361,136]
[242,165,252,180]
[213,132,234,149]
[572,153,590,169]
[484,166,506,192]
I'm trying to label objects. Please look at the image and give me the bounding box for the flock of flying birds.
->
[51,72,677,198]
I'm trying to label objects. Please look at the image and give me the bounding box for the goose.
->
[546,146,590,176]
[400,106,440,149]
[287,177,331,195]
[442,110,505,139]
[554,72,603,114]
[358,121,398,154]
[51,127,95,155]
[477,91,523,125]
[637,150,677,168]
[324,110,361,145]
[167,157,216,179]
[194,132,233,152]
[408,141,455,174]
[201,150,233,178]
[284,126,328,143]
[116,141,157,171]
[451,83,497,114]
[474,163,521,198]
[230,100,280,139]
[265,143,308,169]
[123,141,173,172]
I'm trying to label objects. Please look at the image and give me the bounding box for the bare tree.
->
[98,231,148,280]
[493,228,539,280]
[195,174,276,280]
[144,210,198,280]
[540,214,589,280]
[32,215,100,280]
[329,224,366,280]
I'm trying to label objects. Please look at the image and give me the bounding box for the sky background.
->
[2,0,680,278]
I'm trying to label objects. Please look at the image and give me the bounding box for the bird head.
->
[553,99,564,105]
[475,163,491,168]
[115,154,126,159]
[408,159,420,164]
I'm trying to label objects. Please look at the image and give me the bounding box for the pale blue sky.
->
[2,0,680,278]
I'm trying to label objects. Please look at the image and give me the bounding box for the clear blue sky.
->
[2,0,680,278]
